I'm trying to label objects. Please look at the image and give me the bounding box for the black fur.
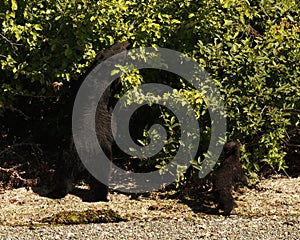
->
[213,141,247,215]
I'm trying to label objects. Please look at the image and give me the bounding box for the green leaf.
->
[33,24,42,31]
[171,19,181,24]
[64,47,73,57]
[111,69,120,76]
[224,20,234,26]
[11,0,18,10]
[107,36,114,45]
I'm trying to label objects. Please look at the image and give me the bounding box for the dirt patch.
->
[0,176,299,226]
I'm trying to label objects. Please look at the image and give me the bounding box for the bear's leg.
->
[47,150,75,198]
[85,175,109,202]
[217,190,234,215]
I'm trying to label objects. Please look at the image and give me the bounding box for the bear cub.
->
[213,141,247,215]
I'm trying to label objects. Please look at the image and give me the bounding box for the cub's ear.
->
[223,141,241,158]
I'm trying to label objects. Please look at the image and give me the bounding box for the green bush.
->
[1,0,299,180]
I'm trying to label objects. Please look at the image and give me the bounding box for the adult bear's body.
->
[48,41,131,202]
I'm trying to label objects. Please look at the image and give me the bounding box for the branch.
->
[0,54,7,59]
[0,33,23,47]
[286,143,300,148]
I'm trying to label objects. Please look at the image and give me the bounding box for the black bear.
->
[213,141,247,215]
[47,41,131,202]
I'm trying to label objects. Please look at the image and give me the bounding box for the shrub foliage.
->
[1,0,299,179]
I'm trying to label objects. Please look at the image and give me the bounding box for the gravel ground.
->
[0,176,299,239]
[0,215,299,240]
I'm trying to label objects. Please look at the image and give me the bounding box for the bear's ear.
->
[223,141,241,157]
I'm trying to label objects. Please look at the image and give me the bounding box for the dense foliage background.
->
[1,0,299,182]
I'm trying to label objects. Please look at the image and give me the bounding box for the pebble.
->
[0,215,299,240]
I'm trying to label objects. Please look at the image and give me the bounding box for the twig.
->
[286,143,300,148]
[0,33,23,47]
